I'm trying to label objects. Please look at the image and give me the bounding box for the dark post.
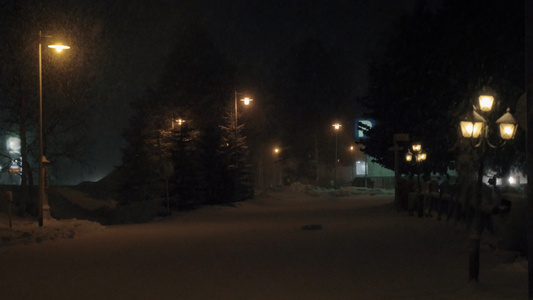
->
[335,129,338,189]
[469,151,486,282]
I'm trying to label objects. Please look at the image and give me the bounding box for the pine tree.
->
[219,105,254,203]
[120,23,238,206]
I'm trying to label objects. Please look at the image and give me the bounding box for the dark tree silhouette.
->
[120,24,251,206]
[219,105,254,202]
[360,0,524,176]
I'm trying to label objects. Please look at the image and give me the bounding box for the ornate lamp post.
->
[405,142,427,217]
[459,88,517,282]
[38,31,70,227]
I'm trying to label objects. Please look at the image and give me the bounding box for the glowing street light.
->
[458,88,517,282]
[38,31,70,226]
[242,97,252,105]
[496,108,518,140]
[232,90,254,170]
[459,108,485,139]
[405,142,427,217]
[48,44,70,52]
[273,147,281,186]
[172,118,186,130]
[234,91,253,126]
[478,94,495,112]
[349,145,355,180]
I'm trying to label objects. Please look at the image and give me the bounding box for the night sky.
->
[77,0,440,183]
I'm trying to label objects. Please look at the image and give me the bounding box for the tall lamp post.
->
[38,31,70,227]
[233,91,253,166]
[349,145,355,181]
[458,89,518,282]
[273,147,281,187]
[405,142,427,217]
[332,123,342,189]
[234,90,253,128]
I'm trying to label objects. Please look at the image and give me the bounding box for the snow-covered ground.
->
[0,184,392,246]
[0,185,528,299]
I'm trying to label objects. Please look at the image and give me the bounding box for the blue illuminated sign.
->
[355,118,375,140]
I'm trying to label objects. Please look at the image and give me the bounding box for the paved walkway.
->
[0,191,527,299]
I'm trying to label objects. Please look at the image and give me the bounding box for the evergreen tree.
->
[360,0,524,175]
[120,23,250,206]
[219,105,254,202]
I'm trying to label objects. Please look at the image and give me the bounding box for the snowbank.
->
[0,213,105,246]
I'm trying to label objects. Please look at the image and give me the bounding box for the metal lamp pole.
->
[405,143,426,217]
[332,123,341,189]
[38,31,69,226]
[233,91,253,162]
[38,31,46,226]
[459,91,518,282]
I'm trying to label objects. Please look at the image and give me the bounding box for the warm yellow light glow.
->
[496,108,517,140]
[241,97,253,105]
[333,123,341,130]
[274,148,280,154]
[460,121,484,138]
[176,119,185,125]
[48,44,70,52]
[499,123,516,140]
[412,143,421,152]
[405,150,413,162]
[350,146,354,151]
[417,152,427,162]
[459,109,486,138]
[478,95,494,112]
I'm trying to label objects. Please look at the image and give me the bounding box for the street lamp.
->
[332,123,341,189]
[405,142,427,217]
[273,147,281,186]
[349,145,355,180]
[234,91,253,127]
[38,31,70,227]
[459,89,517,282]
[172,118,185,130]
[233,91,253,168]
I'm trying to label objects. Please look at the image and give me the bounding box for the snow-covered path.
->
[0,191,527,299]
